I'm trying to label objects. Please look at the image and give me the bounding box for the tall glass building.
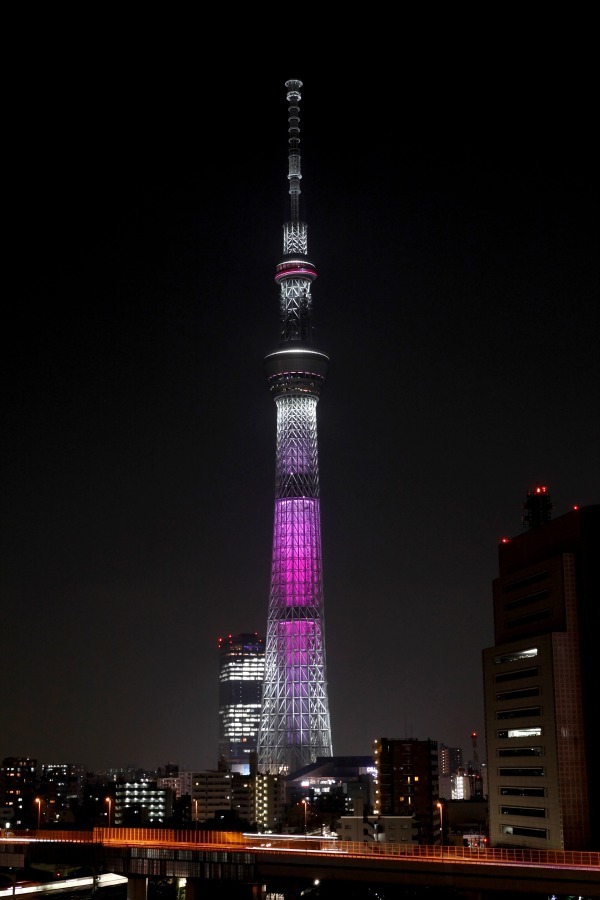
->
[218,633,265,774]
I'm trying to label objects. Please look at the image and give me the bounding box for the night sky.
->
[3,38,598,774]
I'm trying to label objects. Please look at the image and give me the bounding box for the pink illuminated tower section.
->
[257,79,333,774]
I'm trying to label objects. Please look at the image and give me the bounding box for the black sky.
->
[2,33,598,772]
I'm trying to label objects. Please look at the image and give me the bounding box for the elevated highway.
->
[1,830,599,899]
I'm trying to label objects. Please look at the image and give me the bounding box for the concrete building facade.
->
[483,502,598,850]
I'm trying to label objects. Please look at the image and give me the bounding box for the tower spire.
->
[285,79,302,225]
[258,80,333,775]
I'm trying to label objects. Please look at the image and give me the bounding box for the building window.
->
[498,747,543,758]
[498,767,544,777]
[496,687,540,701]
[502,571,548,593]
[506,609,551,628]
[494,648,538,664]
[495,667,539,683]
[497,727,541,739]
[505,589,550,610]
[496,707,541,720]
[501,824,547,839]
[500,805,545,818]
[500,787,545,797]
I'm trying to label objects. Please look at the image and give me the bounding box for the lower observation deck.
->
[264,346,329,397]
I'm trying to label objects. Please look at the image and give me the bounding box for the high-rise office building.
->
[483,496,599,850]
[38,762,86,824]
[522,484,553,531]
[373,737,440,845]
[190,770,232,823]
[0,756,37,827]
[257,80,333,775]
[114,782,173,826]
[254,772,285,833]
[218,632,265,774]
[438,744,463,777]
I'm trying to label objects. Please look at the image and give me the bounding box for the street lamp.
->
[105,797,112,828]
[193,799,198,832]
[35,798,41,830]
[436,802,444,857]
[301,799,308,834]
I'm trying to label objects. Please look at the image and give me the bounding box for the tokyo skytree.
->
[257,79,333,775]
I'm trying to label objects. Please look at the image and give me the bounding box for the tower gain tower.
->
[257,79,333,775]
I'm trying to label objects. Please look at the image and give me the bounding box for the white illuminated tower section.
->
[258,79,333,775]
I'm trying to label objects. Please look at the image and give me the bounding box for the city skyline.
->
[3,53,598,772]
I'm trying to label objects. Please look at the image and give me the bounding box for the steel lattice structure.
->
[257,80,333,774]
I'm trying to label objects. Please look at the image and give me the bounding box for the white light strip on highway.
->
[0,874,127,897]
